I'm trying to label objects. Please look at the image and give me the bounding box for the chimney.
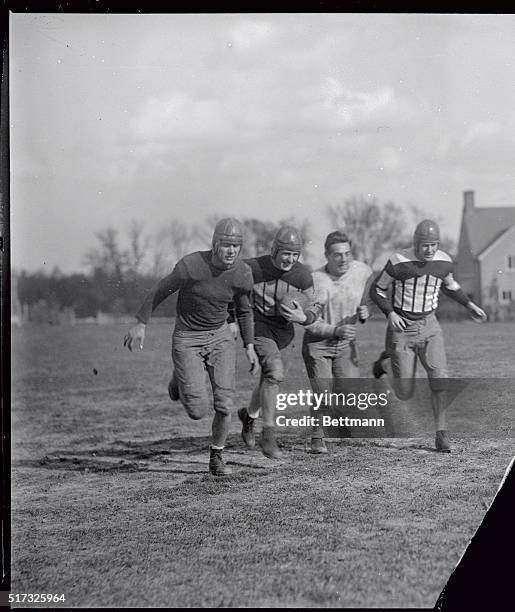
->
[463,190,475,212]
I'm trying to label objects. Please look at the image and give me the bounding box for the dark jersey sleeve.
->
[226,301,236,325]
[361,271,377,308]
[233,291,254,346]
[135,260,188,324]
[295,265,321,325]
[369,260,395,317]
[225,257,257,325]
[232,264,254,346]
[301,285,321,325]
[440,271,470,307]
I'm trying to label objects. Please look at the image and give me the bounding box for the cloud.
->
[376,147,402,172]
[228,19,276,50]
[324,77,393,114]
[298,77,408,130]
[132,92,234,140]
[461,121,501,146]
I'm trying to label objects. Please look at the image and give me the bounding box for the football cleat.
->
[310,437,328,454]
[373,359,387,379]
[435,430,451,453]
[168,376,180,402]
[261,427,283,459]
[209,447,232,476]
[238,407,256,449]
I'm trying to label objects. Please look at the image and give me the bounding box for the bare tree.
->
[84,228,128,277]
[327,196,407,266]
[151,219,201,277]
[127,220,150,276]
[239,219,277,257]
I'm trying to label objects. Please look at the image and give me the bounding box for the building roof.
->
[464,206,515,257]
[477,224,515,261]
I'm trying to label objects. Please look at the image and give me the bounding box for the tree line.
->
[13,197,455,321]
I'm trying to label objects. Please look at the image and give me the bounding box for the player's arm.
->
[230,291,253,342]
[441,272,487,322]
[302,285,336,337]
[301,285,323,325]
[233,289,258,374]
[226,301,239,339]
[303,284,349,338]
[228,260,257,340]
[304,318,338,338]
[307,317,357,340]
[369,262,407,331]
[369,264,393,315]
[281,275,322,325]
[356,270,375,323]
[124,264,186,351]
[332,269,377,339]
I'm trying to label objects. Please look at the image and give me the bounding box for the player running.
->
[124,218,259,476]
[369,219,487,452]
[236,226,320,459]
[302,231,374,453]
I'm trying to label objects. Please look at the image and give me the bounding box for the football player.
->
[124,218,259,476]
[369,219,487,452]
[236,226,320,459]
[302,231,374,453]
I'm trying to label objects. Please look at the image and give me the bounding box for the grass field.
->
[10,320,515,607]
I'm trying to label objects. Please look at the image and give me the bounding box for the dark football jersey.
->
[245,255,319,328]
[135,251,254,344]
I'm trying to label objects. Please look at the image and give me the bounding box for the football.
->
[278,292,312,313]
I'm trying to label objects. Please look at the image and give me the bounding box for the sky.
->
[9,13,515,273]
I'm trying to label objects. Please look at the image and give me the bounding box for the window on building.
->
[507,255,515,270]
[501,290,513,302]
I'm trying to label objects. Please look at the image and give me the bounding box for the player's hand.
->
[357,304,369,323]
[388,312,408,331]
[280,301,307,324]
[228,322,239,340]
[468,303,487,323]
[124,322,146,352]
[334,323,356,340]
[245,344,259,375]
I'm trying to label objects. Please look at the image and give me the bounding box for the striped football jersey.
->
[370,248,469,321]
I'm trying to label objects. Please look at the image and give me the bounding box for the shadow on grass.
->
[15,456,207,474]
[12,433,274,474]
[13,432,450,477]
[326,438,442,454]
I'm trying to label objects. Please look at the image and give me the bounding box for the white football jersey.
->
[305,260,373,337]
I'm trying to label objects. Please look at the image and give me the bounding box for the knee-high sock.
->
[261,380,278,429]
[212,412,231,448]
[311,403,324,437]
[431,390,447,431]
[247,384,262,420]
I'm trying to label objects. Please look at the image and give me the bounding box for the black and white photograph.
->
[6,10,515,608]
